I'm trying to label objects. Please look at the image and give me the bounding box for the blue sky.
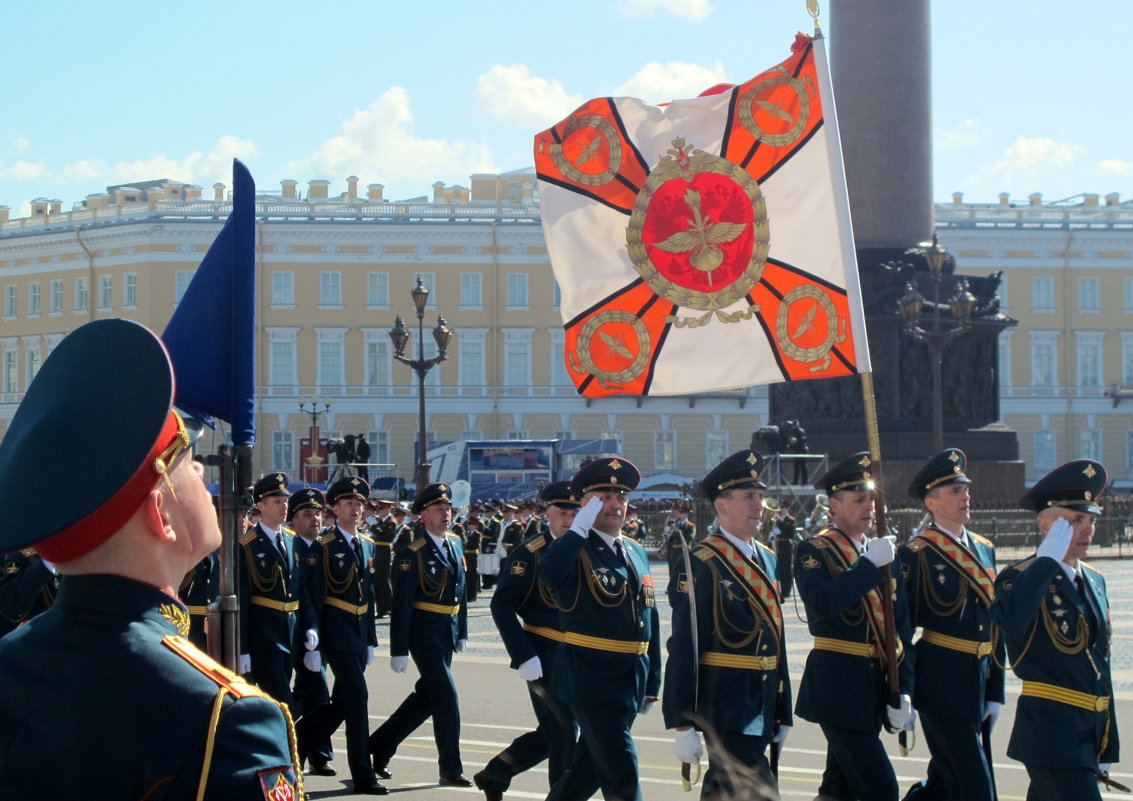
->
[2,0,1129,215]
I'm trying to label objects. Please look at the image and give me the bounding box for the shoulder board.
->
[359,534,378,545]
[1010,556,1037,573]
[20,548,37,558]
[693,545,714,563]
[281,529,295,538]
[446,532,461,542]
[317,531,338,545]
[409,538,427,552]
[904,538,929,552]
[808,536,833,550]
[755,540,775,557]
[969,531,993,547]
[238,531,257,546]
[162,635,270,701]
[1080,560,1102,577]
[526,536,547,553]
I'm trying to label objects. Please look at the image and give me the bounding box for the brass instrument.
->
[759,497,781,543]
[807,493,830,535]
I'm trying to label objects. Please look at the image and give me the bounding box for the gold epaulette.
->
[809,535,834,550]
[409,538,427,552]
[359,533,377,545]
[1012,556,1038,572]
[693,546,713,563]
[970,531,993,547]
[755,540,775,558]
[20,548,37,558]
[904,538,929,552]
[238,531,257,546]
[446,533,461,543]
[162,635,270,701]
[1080,560,1101,577]
[526,537,547,553]
[283,526,295,536]
[317,530,338,545]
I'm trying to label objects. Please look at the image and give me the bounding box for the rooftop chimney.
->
[0,206,9,225]
[213,183,225,200]
[281,179,298,200]
[998,192,1010,206]
[1105,192,1121,206]
[367,183,384,201]
[49,199,62,215]
[1028,193,1042,206]
[1083,193,1099,207]
[346,175,358,201]
[308,180,329,200]
[951,192,964,204]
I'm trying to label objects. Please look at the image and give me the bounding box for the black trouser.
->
[465,555,479,601]
[373,548,392,617]
[251,648,293,709]
[296,650,374,784]
[546,704,640,801]
[817,722,898,801]
[476,676,576,793]
[702,730,774,800]
[1024,765,1101,801]
[292,656,333,766]
[902,712,995,801]
[368,642,463,775]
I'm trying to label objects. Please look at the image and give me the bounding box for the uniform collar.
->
[717,527,756,561]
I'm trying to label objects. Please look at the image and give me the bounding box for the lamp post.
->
[389,276,452,492]
[898,232,977,451]
[298,397,332,484]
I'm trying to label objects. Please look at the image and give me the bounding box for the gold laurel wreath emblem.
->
[159,603,191,637]
[626,139,769,326]
[737,66,815,148]
[549,114,623,187]
[776,285,846,372]
[568,310,651,389]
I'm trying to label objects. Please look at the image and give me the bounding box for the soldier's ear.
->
[140,487,177,545]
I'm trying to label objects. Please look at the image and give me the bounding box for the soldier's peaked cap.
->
[412,482,452,515]
[909,448,972,501]
[0,319,197,562]
[1019,459,1107,516]
[326,476,370,505]
[540,481,580,509]
[700,449,768,501]
[287,488,325,521]
[253,473,290,503]
[814,452,875,496]
[570,457,641,497]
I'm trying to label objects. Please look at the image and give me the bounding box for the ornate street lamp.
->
[298,397,331,484]
[899,232,973,451]
[389,276,452,492]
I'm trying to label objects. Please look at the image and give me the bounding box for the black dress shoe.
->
[308,761,337,776]
[371,760,392,780]
[353,778,389,795]
[473,770,503,801]
[440,773,474,787]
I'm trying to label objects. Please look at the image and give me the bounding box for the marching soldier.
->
[900,449,1003,801]
[992,460,1120,801]
[0,548,61,635]
[663,501,697,568]
[475,481,580,801]
[794,452,914,801]
[370,482,472,787]
[621,504,643,541]
[464,508,482,602]
[664,449,792,799]
[296,476,385,794]
[540,457,661,801]
[371,499,397,618]
[0,318,301,798]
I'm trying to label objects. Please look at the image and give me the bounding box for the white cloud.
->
[12,137,31,153]
[616,0,712,20]
[992,135,1085,174]
[103,135,257,189]
[935,118,989,151]
[62,159,108,182]
[1099,159,1133,177]
[0,160,48,180]
[289,86,496,196]
[613,60,727,103]
[475,65,584,128]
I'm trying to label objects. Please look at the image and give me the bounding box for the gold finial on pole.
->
[807,0,821,34]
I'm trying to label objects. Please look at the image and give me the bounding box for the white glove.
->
[305,629,319,651]
[366,646,374,665]
[457,639,468,653]
[983,700,1002,733]
[772,724,791,745]
[1038,516,1073,564]
[674,728,703,763]
[1100,763,1112,777]
[642,697,657,715]
[238,653,252,675]
[390,655,409,673]
[865,535,897,568]
[517,656,543,681]
[570,497,603,537]
[302,650,322,672]
[903,706,918,732]
[887,694,913,730]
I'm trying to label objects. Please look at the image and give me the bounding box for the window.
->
[1079,277,1100,313]
[706,430,729,468]
[3,349,17,393]
[1035,430,1056,472]
[1127,431,1133,480]
[27,283,40,316]
[25,347,40,387]
[998,331,1014,389]
[269,339,296,386]
[1125,277,1133,313]
[600,430,623,446]
[552,279,561,311]
[459,339,485,387]
[460,272,482,308]
[1075,333,1103,388]
[365,340,391,387]
[367,272,389,308]
[99,275,113,310]
[4,285,16,317]
[1081,429,1102,462]
[461,429,483,441]
[550,332,569,387]
[319,272,342,307]
[271,431,295,473]
[507,429,530,439]
[123,273,137,308]
[50,280,63,313]
[655,431,676,470]
[75,277,89,311]
[318,339,344,388]
[370,431,390,467]
[272,272,294,306]
[174,271,193,304]
[506,273,529,308]
[1030,332,1058,390]
[1032,276,1054,313]
[1123,333,1133,384]
[505,339,531,386]
[422,340,440,386]
[554,429,574,441]
[996,274,1009,314]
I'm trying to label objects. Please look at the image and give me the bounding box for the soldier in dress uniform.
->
[296,476,385,794]
[464,506,482,602]
[899,449,1003,801]
[371,499,397,618]
[0,318,301,799]
[664,449,792,799]
[621,504,642,541]
[369,482,472,787]
[540,457,662,801]
[794,452,914,801]
[992,460,1120,801]
[663,501,697,568]
[287,487,336,777]
[0,548,62,635]
[475,481,580,801]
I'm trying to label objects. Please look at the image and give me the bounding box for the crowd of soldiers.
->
[0,317,1122,801]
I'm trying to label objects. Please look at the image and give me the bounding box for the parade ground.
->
[298,556,1133,800]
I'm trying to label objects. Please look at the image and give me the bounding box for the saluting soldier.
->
[296,476,385,795]
[475,481,580,801]
[540,457,661,801]
[370,482,472,787]
[664,449,792,799]
[237,472,315,708]
[794,452,914,801]
[0,548,62,636]
[900,449,1004,801]
[992,460,1120,801]
[0,318,302,799]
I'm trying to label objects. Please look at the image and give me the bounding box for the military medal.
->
[1053,595,1062,606]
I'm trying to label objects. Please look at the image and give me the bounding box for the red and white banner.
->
[535,34,870,398]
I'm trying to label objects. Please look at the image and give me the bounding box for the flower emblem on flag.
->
[535,34,870,398]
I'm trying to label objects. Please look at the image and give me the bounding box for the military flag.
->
[535,33,869,398]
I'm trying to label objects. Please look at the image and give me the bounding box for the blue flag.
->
[163,159,256,446]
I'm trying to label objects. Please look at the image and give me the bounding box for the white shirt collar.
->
[593,529,622,551]
[336,525,356,546]
[427,530,449,550]
[717,527,756,561]
[260,521,282,537]
[931,521,969,548]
